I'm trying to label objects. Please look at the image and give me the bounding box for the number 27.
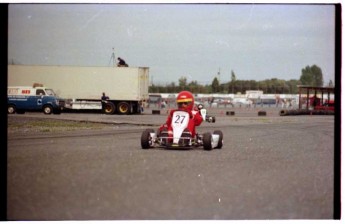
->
[174,115,186,124]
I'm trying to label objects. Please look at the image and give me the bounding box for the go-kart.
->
[141,110,223,150]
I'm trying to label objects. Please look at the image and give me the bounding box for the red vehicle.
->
[314,99,335,111]
[281,86,334,116]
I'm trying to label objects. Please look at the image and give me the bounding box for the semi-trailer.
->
[8,65,150,115]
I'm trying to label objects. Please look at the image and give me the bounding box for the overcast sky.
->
[8,3,335,85]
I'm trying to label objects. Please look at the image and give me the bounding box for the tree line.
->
[150,64,333,94]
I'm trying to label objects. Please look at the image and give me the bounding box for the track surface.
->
[7,109,335,220]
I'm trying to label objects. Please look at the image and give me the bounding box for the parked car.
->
[232,98,253,106]
[210,97,233,107]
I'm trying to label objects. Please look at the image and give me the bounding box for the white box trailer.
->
[8,65,149,114]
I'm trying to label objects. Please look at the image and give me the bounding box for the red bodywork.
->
[160,108,203,137]
[314,100,335,111]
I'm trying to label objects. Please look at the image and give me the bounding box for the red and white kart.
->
[141,109,223,150]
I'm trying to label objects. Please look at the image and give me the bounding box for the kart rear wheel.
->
[213,130,223,149]
[141,129,153,149]
[203,132,213,151]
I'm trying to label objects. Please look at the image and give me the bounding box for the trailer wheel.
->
[203,132,213,151]
[104,102,116,114]
[118,102,130,115]
[213,130,223,149]
[43,105,53,114]
[8,105,16,114]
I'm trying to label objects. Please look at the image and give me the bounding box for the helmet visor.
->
[177,101,192,108]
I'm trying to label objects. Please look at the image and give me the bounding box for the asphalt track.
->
[7,107,335,220]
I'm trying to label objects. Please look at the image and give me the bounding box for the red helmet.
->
[176,91,194,110]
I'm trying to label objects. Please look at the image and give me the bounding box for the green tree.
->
[286,79,301,94]
[178,76,187,90]
[188,80,200,93]
[300,65,324,87]
[211,77,220,93]
[149,77,303,94]
[230,70,236,93]
[166,82,177,93]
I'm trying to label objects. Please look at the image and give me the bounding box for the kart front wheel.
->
[141,129,154,149]
[213,130,223,149]
[203,132,213,151]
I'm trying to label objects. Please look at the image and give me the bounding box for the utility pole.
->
[108,48,116,67]
[217,67,221,82]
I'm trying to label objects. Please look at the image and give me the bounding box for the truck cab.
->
[8,86,65,114]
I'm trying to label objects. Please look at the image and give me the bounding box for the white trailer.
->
[8,65,150,115]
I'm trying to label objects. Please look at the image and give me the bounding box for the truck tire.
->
[8,105,16,114]
[117,102,130,115]
[203,132,213,151]
[104,102,116,114]
[43,105,53,114]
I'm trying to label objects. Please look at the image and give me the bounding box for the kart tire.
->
[212,116,216,123]
[146,129,155,133]
[203,132,213,151]
[213,130,223,149]
[141,129,153,149]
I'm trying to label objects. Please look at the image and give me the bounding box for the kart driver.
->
[159,90,203,138]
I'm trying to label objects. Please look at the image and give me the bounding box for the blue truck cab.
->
[8,86,65,114]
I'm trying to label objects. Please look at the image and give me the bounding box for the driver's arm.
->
[193,110,203,126]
